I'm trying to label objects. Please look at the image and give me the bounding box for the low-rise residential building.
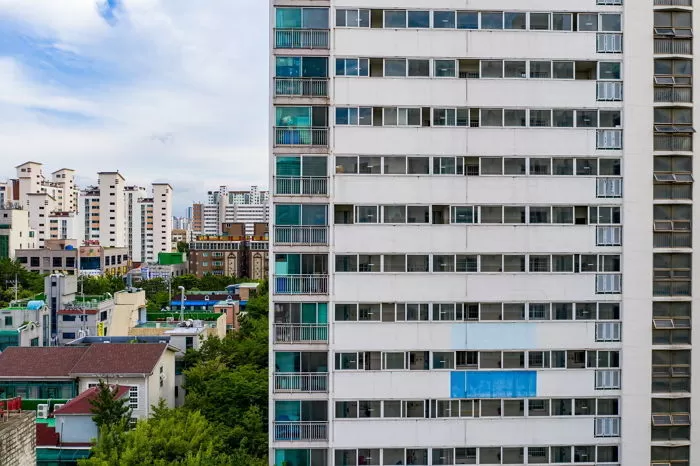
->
[128,252,187,281]
[0,207,36,259]
[188,225,268,280]
[16,241,129,276]
[0,343,177,418]
[56,294,114,345]
[0,299,49,350]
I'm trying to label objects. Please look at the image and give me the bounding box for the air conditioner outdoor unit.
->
[53,403,65,412]
[37,404,49,419]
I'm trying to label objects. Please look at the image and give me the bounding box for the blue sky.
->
[0,0,268,214]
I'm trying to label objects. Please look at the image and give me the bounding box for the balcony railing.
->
[275,176,329,195]
[274,372,328,392]
[654,134,692,151]
[597,177,623,198]
[654,0,692,5]
[274,274,329,294]
[654,38,692,55]
[274,78,328,97]
[654,87,692,103]
[597,130,622,149]
[654,183,692,200]
[653,280,691,296]
[273,421,329,441]
[597,33,623,53]
[596,274,622,294]
[274,127,328,147]
[654,232,692,248]
[274,323,329,343]
[274,29,329,49]
[597,81,622,101]
[274,226,328,245]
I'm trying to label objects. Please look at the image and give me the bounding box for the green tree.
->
[176,241,189,254]
[80,406,233,466]
[80,276,125,295]
[176,287,270,463]
[171,274,199,291]
[0,258,46,307]
[89,380,132,431]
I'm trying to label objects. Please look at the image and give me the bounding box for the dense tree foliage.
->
[80,401,264,466]
[0,258,45,307]
[182,281,269,459]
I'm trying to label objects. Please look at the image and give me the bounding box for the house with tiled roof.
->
[0,342,177,419]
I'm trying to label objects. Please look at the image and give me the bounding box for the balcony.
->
[597,130,622,150]
[274,372,328,392]
[274,127,328,147]
[275,176,328,195]
[654,87,692,103]
[274,274,329,294]
[653,280,691,296]
[275,226,328,245]
[273,421,328,441]
[274,29,329,49]
[274,323,329,343]
[654,232,692,248]
[654,134,692,152]
[275,78,328,97]
[597,33,622,53]
[654,38,692,55]
[654,183,692,200]
[597,81,622,101]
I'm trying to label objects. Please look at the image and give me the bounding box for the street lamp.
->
[178,285,185,322]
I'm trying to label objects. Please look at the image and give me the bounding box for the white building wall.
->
[152,184,173,258]
[97,173,126,248]
[269,0,698,465]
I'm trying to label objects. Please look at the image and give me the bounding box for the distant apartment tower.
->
[7,162,81,248]
[80,180,173,263]
[192,185,270,236]
[0,207,36,259]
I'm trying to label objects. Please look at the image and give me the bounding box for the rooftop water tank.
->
[27,300,45,310]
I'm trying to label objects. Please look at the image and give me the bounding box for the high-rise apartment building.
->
[270,2,692,465]
[191,185,270,236]
[83,182,172,263]
[2,162,173,263]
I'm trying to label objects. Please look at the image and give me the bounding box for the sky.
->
[0,0,269,215]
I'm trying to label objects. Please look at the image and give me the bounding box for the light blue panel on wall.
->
[451,323,536,350]
[450,371,537,398]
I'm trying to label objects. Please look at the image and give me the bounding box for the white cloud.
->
[0,0,269,214]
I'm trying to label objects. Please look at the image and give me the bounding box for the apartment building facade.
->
[188,223,269,280]
[269,1,694,465]
[82,179,172,263]
[192,185,270,236]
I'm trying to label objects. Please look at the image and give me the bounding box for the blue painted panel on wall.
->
[451,323,536,350]
[450,371,537,398]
